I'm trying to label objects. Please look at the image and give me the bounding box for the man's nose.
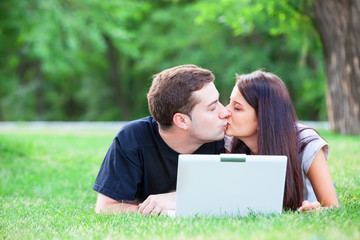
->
[219,103,231,119]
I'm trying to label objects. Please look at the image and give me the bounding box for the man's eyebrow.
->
[207,100,218,107]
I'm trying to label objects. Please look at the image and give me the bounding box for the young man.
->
[93,64,229,216]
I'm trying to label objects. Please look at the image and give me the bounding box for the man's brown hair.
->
[147,64,214,130]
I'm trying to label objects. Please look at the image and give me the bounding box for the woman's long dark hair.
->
[231,70,304,210]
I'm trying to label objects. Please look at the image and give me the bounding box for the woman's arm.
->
[299,149,339,212]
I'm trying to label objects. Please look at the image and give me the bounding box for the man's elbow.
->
[94,193,115,214]
[95,203,107,214]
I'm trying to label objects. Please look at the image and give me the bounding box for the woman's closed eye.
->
[233,104,242,111]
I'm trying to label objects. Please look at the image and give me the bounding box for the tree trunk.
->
[103,34,131,120]
[17,52,44,120]
[34,61,44,119]
[314,0,360,135]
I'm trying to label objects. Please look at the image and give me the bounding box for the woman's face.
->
[226,86,258,141]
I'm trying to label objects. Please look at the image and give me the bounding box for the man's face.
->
[187,82,229,143]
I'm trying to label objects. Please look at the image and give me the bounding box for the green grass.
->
[1,128,359,240]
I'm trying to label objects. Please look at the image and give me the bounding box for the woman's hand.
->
[298,200,338,213]
[298,200,321,213]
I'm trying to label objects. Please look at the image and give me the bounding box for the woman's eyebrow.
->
[231,100,244,107]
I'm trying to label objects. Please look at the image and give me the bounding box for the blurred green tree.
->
[0,0,151,120]
[0,0,330,124]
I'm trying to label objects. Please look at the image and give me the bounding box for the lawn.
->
[0,126,359,239]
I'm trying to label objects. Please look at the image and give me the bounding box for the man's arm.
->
[95,193,139,214]
[95,192,176,216]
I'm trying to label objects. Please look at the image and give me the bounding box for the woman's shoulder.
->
[296,122,329,171]
[296,122,321,139]
[296,122,328,148]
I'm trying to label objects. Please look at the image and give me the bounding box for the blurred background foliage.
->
[0,0,327,121]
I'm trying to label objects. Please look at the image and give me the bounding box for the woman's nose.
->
[219,104,231,119]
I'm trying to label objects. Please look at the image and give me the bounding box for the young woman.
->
[225,70,339,211]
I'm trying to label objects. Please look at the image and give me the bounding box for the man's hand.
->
[298,200,321,213]
[138,192,176,216]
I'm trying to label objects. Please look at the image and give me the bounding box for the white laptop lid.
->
[174,154,287,217]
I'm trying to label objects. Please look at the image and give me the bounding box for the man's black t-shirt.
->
[93,116,224,202]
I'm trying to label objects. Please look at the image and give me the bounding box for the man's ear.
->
[173,113,190,130]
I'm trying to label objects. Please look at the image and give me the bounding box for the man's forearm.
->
[96,202,139,214]
[95,193,139,214]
